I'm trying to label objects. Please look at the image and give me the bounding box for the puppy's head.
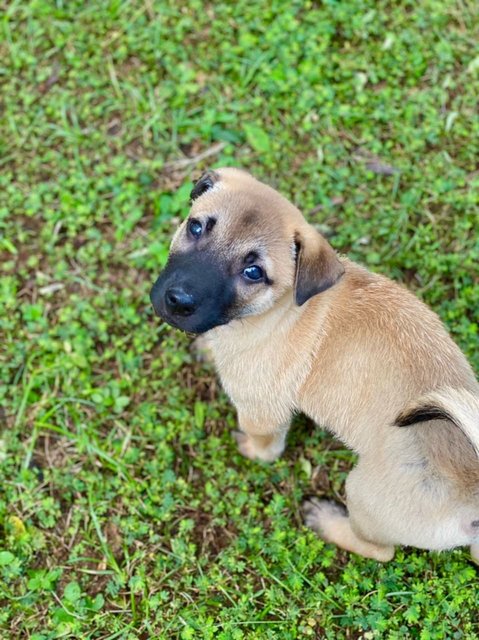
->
[150,168,344,333]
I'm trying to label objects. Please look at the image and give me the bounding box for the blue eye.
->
[242,265,264,281]
[188,219,202,239]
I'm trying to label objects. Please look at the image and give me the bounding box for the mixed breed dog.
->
[150,167,479,563]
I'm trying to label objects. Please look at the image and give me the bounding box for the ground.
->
[1,1,479,638]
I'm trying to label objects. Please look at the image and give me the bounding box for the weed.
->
[1,1,478,638]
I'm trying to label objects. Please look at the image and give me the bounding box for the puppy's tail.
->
[395,387,479,457]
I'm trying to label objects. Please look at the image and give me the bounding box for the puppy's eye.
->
[188,219,202,239]
[242,265,264,282]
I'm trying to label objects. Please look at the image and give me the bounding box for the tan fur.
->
[168,167,479,562]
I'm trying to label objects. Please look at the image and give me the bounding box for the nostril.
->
[165,287,196,316]
[166,290,179,306]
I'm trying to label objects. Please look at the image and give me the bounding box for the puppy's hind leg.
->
[302,498,395,562]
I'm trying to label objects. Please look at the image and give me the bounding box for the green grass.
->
[1,0,479,637]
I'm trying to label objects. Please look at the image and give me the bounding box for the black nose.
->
[165,287,197,317]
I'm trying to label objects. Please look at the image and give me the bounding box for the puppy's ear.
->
[294,226,344,306]
[190,170,219,202]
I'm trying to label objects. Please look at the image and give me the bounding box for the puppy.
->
[150,167,479,563]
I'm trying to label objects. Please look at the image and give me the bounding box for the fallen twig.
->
[164,141,227,170]
[352,148,399,175]
[308,196,345,216]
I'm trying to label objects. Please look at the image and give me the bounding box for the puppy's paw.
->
[232,431,283,462]
[301,497,348,537]
[302,497,395,562]
[471,543,479,566]
[192,335,214,363]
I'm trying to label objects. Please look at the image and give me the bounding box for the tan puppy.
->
[150,167,479,563]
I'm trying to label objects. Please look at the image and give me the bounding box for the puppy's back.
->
[302,260,479,491]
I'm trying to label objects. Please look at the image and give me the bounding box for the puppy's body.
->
[151,168,479,562]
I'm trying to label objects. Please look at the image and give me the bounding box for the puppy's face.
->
[150,168,344,334]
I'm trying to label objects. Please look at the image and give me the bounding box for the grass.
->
[1,0,479,637]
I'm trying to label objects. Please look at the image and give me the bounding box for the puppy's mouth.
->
[152,302,231,335]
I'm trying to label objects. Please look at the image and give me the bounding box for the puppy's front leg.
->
[233,410,290,462]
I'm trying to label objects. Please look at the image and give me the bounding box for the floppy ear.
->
[190,170,219,202]
[294,226,345,305]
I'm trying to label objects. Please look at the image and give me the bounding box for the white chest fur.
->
[205,298,328,428]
